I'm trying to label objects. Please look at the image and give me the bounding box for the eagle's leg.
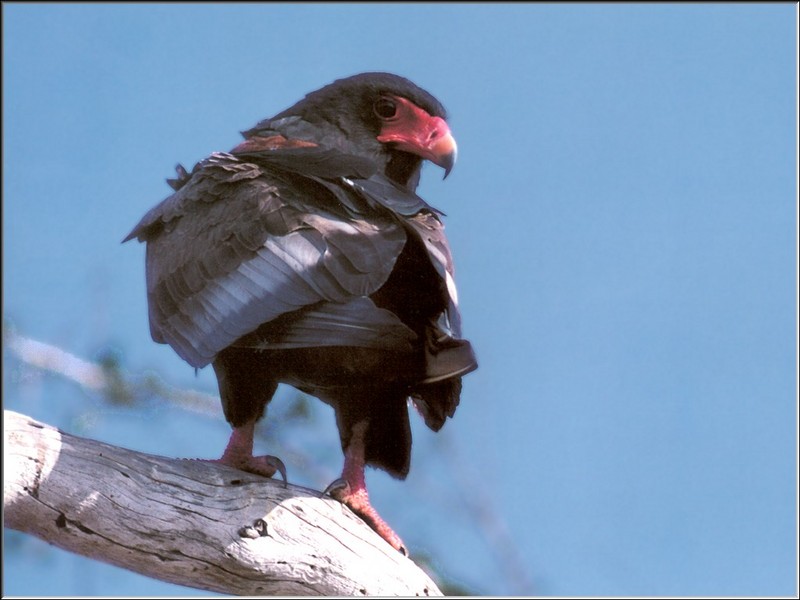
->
[210,420,287,484]
[327,421,407,555]
[207,351,285,483]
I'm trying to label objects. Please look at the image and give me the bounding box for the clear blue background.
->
[3,4,797,596]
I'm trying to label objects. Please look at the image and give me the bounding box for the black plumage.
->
[125,72,476,553]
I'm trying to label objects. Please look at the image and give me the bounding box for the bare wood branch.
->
[3,410,442,596]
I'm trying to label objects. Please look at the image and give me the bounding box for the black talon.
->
[321,477,349,498]
[266,456,288,488]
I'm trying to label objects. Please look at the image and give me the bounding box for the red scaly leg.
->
[325,421,407,555]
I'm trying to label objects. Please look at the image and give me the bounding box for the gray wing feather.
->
[127,153,407,367]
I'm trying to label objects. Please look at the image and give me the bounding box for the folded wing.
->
[125,153,407,367]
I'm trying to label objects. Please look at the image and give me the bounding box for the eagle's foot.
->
[192,422,288,486]
[211,453,287,485]
[325,478,407,556]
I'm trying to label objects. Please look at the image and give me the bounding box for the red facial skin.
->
[376,95,457,177]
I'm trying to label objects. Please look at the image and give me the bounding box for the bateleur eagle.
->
[124,72,477,554]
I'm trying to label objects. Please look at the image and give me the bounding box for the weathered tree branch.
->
[3,410,442,596]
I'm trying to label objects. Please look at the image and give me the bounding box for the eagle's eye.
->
[373,97,398,120]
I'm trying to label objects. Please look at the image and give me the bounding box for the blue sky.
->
[3,4,797,596]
